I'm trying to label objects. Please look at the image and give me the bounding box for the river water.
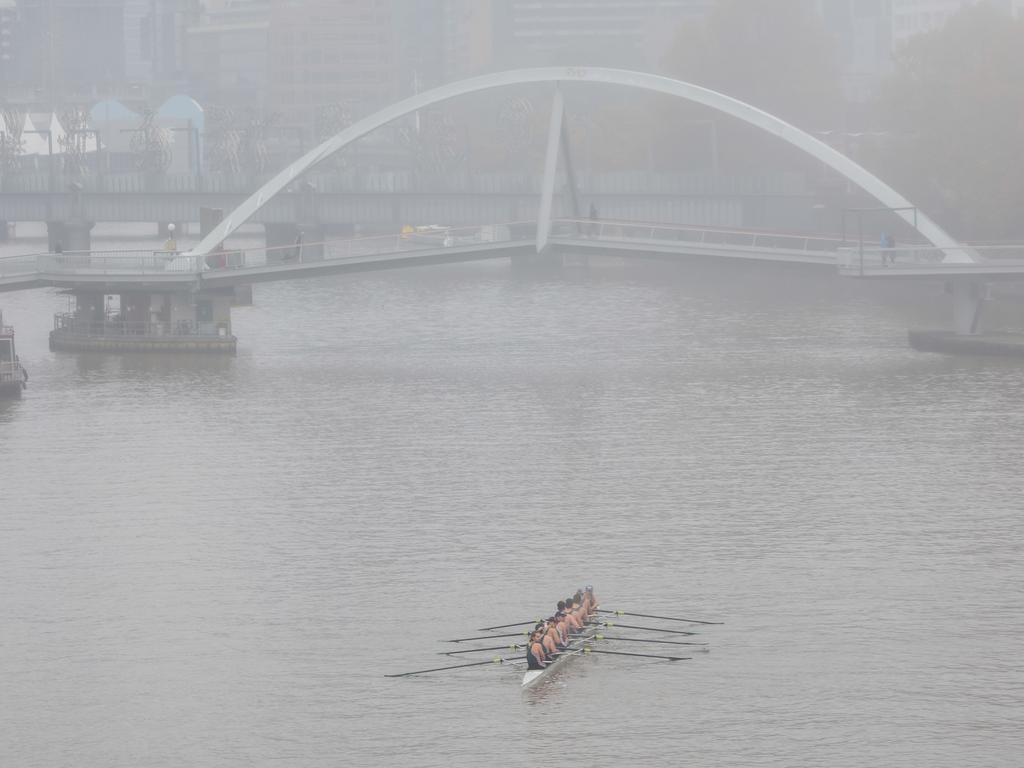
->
[1,227,1022,767]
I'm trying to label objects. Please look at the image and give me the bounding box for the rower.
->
[554,613,572,645]
[526,630,547,670]
[565,597,584,631]
[575,590,592,620]
[541,620,561,656]
[563,607,583,634]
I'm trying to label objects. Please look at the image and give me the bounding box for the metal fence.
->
[23,250,202,276]
[52,314,226,339]
[200,222,527,271]
[837,244,1024,274]
[553,218,845,254]
[0,360,21,383]
[0,170,808,196]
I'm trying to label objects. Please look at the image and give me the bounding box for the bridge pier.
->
[49,287,237,354]
[47,220,94,252]
[951,280,986,336]
[0,222,9,242]
[906,279,1024,356]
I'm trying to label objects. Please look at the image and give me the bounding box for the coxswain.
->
[583,585,598,615]
[526,630,547,670]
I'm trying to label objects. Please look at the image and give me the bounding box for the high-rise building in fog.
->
[816,0,893,104]
[267,0,398,128]
[890,0,1021,47]
[3,0,195,102]
[124,0,196,86]
[12,0,129,100]
[443,0,714,80]
[392,0,446,95]
[0,0,15,94]
[185,0,270,107]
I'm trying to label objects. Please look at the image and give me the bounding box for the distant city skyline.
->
[0,0,1020,127]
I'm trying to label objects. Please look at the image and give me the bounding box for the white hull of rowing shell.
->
[521,619,600,689]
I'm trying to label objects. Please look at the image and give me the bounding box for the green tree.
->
[870,4,1024,240]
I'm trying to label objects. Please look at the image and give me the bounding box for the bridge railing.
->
[200,222,532,271]
[0,252,48,279]
[837,244,1024,274]
[32,250,203,275]
[553,218,846,254]
[0,360,24,384]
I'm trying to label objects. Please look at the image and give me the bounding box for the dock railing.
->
[52,314,227,339]
[0,360,21,384]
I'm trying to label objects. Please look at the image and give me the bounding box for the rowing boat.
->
[521,618,601,689]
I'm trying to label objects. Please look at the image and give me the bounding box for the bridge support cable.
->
[537,85,566,254]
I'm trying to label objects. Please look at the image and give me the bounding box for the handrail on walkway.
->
[552,218,847,253]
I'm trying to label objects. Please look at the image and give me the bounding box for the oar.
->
[447,631,530,643]
[477,620,539,631]
[596,634,708,647]
[599,621,696,636]
[441,644,524,656]
[583,648,690,661]
[599,609,723,625]
[386,657,512,677]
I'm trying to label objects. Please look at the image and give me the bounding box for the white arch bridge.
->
[188,66,964,261]
[4,68,1024,345]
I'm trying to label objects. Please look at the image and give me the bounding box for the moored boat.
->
[0,311,27,398]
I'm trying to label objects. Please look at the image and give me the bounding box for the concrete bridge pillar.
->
[47,221,94,252]
[0,222,9,241]
[951,280,986,336]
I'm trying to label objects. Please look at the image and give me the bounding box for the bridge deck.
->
[4,219,1023,294]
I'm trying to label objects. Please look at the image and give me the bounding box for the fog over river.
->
[1,229,1021,767]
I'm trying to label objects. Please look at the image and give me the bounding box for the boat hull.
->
[521,621,600,688]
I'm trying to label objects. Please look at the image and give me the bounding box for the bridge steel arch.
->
[188,67,967,262]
